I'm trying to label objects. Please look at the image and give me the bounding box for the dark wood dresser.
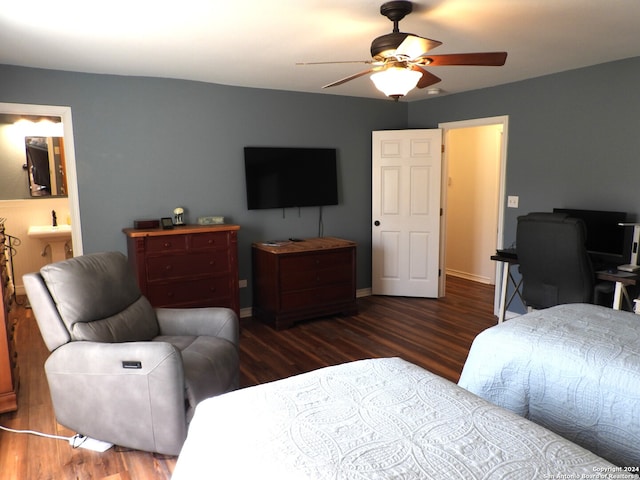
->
[123,224,240,316]
[252,237,357,329]
[0,223,18,413]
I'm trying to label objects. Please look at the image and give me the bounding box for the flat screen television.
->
[553,207,629,265]
[244,147,339,210]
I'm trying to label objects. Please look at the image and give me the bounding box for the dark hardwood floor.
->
[0,276,497,479]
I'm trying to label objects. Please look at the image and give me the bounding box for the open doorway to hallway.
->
[439,116,508,317]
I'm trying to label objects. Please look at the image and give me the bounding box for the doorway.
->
[0,102,83,295]
[439,116,508,316]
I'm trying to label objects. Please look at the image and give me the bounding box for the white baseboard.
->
[356,287,372,298]
[446,269,492,285]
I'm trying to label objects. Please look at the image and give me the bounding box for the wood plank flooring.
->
[0,276,496,479]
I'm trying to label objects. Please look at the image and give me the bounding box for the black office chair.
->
[516,212,613,309]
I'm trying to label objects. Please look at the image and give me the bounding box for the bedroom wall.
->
[3,56,639,313]
[0,64,408,308]
[409,55,640,312]
[410,56,640,246]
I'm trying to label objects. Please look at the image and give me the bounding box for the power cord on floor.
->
[0,424,87,448]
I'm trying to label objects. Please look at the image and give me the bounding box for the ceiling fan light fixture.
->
[370,66,422,100]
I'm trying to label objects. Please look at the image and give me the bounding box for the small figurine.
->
[173,207,185,225]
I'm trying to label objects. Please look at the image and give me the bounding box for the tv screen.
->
[553,208,628,260]
[244,147,339,210]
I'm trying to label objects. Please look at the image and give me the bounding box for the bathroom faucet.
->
[52,210,57,227]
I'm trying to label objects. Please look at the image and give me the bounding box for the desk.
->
[491,254,524,323]
[595,270,638,311]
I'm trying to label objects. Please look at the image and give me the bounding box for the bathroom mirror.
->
[25,136,67,197]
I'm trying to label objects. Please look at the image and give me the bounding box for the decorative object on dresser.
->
[252,237,357,329]
[172,207,185,226]
[123,224,240,316]
[133,219,160,229]
[197,216,224,225]
[0,220,18,413]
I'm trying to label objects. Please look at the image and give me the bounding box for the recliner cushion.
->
[40,252,159,342]
[154,335,239,420]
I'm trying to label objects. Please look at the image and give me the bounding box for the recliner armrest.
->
[44,341,188,455]
[155,307,239,346]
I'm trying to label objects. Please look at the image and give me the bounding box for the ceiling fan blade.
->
[322,67,380,88]
[411,66,442,88]
[422,52,508,66]
[296,60,374,66]
[396,34,442,59]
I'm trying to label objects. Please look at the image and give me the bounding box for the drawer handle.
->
[209,260,216,266]
[167,292,174,297]
[208,239,215,245]
[163,242,172,248]
[165,265,173,271]
[209,287,217,293]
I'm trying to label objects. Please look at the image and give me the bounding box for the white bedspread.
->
[172,357,625,479]
[458,303,640,468]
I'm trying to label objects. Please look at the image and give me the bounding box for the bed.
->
[458,303,640,468]
[172,357,627,479]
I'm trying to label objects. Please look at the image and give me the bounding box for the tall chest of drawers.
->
[252,237,357,329]
[0,224,18,413]
[123,225,240,316]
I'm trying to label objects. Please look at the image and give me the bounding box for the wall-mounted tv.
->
[244,147,339,210]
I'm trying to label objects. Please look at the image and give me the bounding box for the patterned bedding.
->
[172,357,627,479]
[458,303,640,468]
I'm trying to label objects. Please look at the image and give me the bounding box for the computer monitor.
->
[553,208,630,267]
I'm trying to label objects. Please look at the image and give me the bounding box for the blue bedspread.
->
[459,303,640,468]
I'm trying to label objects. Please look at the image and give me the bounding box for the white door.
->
[372,129,442,297]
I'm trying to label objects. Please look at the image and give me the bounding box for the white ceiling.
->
[2,0,640,102]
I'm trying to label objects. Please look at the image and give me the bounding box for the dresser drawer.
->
[147,277,231,307]
[189,232,230,250]
[280,284,354,311]
[146,251,229,281]
[279,250,352,274]
[146,235,188,253]
[280,264,353,291]
[124,225,240,315]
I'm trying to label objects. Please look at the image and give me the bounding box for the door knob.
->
[374,221,380,226]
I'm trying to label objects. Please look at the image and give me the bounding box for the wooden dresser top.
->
[252,236,355,254]
[123,224,240,238]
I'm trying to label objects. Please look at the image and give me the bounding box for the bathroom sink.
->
[28,225,73,263]
[28,224,72,241]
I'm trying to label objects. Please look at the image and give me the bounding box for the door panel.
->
[372,129,442,297]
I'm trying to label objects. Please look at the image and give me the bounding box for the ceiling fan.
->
[298,1,507,101]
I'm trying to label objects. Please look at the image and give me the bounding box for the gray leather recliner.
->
[23,251,239,456]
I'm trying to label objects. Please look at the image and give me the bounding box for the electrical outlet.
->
[239,279,247,288]
[507,196,519,208]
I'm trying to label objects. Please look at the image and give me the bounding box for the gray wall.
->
[3,56,640,311]
[409,56,640,246]
[0,65,408,308]
[408,56,640,312]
